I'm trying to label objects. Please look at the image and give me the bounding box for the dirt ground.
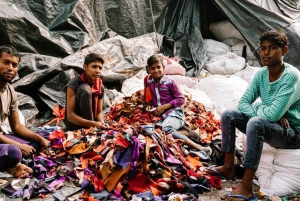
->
[198,179,267,201]
[0,177,269,201]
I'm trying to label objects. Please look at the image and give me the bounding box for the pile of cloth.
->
[1,90,222,200]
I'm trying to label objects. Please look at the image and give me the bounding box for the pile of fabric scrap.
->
[1,90,222,200]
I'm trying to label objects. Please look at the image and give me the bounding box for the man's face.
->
[260,40,287,67]
[0,52,19,83]
[83,61,103,83]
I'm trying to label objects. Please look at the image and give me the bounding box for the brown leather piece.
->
[67,142,93,154]
[103,164,131,192]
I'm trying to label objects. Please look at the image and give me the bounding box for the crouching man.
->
[0,45,50,178]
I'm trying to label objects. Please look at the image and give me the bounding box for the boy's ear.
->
[83,64,87,70]
[283,46,288,56]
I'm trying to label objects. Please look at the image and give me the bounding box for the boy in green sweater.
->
[207,30,300,201]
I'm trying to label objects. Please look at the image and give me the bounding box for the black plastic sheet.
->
[0,0,107,57]
[38,69,79,110]
[16,92,39,127]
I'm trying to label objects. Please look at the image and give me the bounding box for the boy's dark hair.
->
[84,53,104,66]
[259,29,288,48]
[0,45,21,63]
[147,54,164,68]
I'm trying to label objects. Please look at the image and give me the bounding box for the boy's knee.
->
[162,125,173,134]
[77,83,92,97]
[248,116,265,126]
[7,145,22,165]
[221,109,238,121]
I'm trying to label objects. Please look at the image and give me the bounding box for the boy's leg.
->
[161,114,211,154]
[0,144,21,169]
[0,144,32,178]
[207,109,248,179]
[5,130,50,153]
[76,83,94,121]
[222,116,296,200]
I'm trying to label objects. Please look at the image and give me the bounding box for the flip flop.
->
[221,191,258,201]
[206,166,234,180]
[282,191,300,201]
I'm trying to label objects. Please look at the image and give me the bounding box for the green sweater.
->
[238,63,300,133]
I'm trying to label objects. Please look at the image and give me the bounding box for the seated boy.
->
[64,53,106,130]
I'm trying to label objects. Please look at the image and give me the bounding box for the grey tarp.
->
[1,0,300,126]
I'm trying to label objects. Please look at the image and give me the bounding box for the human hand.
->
[94,121,108,129]
[153,105,166,116]
[40,138,50,148]
[279,117,290,128]
[19,144,36,158]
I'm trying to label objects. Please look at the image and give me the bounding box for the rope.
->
[149,0,160,51]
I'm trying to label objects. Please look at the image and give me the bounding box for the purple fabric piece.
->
[81,178,90,189]
[107,195,123,200]
[84,168,93,175]
[23,181,38,200]
[53,138,63,145]
[34,156,57,167]
[0,144,21,169]
[49,176,66,188]
[147,75,185,117]
[131,136,141,170]
[5,130,50,152]
[153,196,163,201]
[11,189,24,198]
[136,191,154,199]
[113,189,123,199]
[33,164,47,179]
[113,147,132,170]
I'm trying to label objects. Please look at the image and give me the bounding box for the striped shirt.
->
[238,63,300,132]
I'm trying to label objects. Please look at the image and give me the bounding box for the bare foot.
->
[205,165,235,180]
[6,163,33,179]
[221,185,254,201]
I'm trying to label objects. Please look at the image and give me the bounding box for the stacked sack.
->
[256,143,300,196]
[202,20,261,81]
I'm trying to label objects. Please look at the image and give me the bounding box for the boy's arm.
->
[238,72,260,118]
[169,81,185,108]
[255,74,300,121]
[66,87,102,128]
[96,97,104,123]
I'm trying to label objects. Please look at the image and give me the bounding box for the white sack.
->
[169,75,198,88]
[205,52,246,75]
[233,68,245,79]
[203,39,231,60]
[222,37,243,47]
[162,56,186,76]
[243,65,261,83]
[195,75,248,117]
[233,65,261,84]
[247,59,262,67]
[209,20,244,41]
[232,42,257,60]
[180,86,215,112]
[256,143,300,196]
[121,76,144,97]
